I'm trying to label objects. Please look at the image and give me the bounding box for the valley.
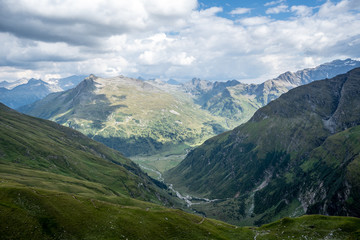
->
[13,60,360,229]
[19,59,360,175]
[2,0,360,238]
[2,101,360,239]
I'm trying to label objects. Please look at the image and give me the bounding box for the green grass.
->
[257,215,360,240]
[132,143,190,173]
[1,181,359,239]
[0,103,177,205]
[0,182,255,240]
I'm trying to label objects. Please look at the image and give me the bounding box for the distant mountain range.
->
[0,78,28,89]
[19,59,360,166]
[165,67,360,226]
[183,58,360,125]
[0,75,86,108]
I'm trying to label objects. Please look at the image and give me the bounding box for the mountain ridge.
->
[188,58,360,124]
[20,75,227,158]
[165,67,360,226]
[0,75,86,109]
[18,59,360,174]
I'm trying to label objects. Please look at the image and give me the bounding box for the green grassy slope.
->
[0,103,173,204]
[0,182,252,240]
[1,181,359,239]
[165,68,360,225]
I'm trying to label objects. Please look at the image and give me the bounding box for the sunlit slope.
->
[22,75,227,157]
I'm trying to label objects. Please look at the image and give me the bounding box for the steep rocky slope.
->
[165,67,360,226]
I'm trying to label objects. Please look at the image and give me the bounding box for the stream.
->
[138,164,219,207]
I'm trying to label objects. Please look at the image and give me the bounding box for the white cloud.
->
[230,8,252,15]
[266,4,289,14]
[264,0,285,7]
[0,0,360,83]
[170,52,196,66]
[291,5,313,17]
[237,16,272,26]
[0,0,197,46]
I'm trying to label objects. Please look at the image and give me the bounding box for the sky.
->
[0,0,359,83]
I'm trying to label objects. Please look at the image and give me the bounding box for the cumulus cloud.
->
[230,8,252,15]
[264,0,286,7]
[237,16,272,26]
[0,0,197,46]
[0,0,360,82]
[290,5,313,17]
[266,4,289,14]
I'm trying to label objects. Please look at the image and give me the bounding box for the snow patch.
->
[170,110,180,115]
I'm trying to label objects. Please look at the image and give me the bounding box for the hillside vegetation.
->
[165,68,360,226]
[1,86,360,239]
[0,103,174,204]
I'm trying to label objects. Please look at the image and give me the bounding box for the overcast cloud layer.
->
[0,0,360,83]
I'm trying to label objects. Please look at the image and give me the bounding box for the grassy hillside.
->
[165,68,360,226]
[0,103,174,204]
[1,181,359,239]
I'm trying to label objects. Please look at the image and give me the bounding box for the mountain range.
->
[165,67,360,226]
[0,103,175,204]
[184,58,360,126]
[0,75,85,109]
[19,59,360,174]
[19,75,227,159]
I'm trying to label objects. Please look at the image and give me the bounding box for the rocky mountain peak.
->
[86,74,98,80]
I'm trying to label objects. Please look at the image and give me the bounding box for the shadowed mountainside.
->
[165,67,360,226]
